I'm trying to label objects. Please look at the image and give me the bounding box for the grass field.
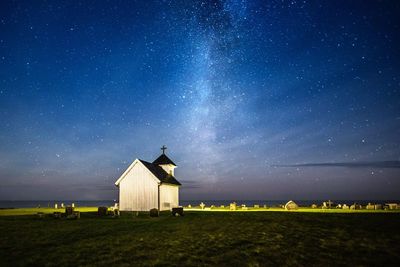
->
[0,208,399,266]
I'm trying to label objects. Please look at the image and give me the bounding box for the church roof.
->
[139,159,181,186]
[152,154,177,166]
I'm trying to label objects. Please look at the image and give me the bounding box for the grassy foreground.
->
[0,209,399,266]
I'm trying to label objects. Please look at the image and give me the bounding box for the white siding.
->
[159,184,179,211]
[119,162,159,211]
[159,164,176,176]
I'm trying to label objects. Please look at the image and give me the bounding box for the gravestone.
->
[72,203,75,208]
[220,205,225,208]
[263,205,268,209]
[374,204,382,210]
[172,207,184,216]
[200,202,205,210]
[311,204,318,209]
[254,205,260,209]
[230,202,237,211]
[187,204,192,208]
[149,208,159,217]
[342,204,349,209]
[54,203,58,209]
[366,203,374,210]
[98,206,108,216]
[65,206,74,216]
[386,203,398,210]
[61,203,65,208]
[285,200,298,210]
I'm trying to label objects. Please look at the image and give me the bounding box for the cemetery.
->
[1,202,400,266]
[0,150,399,265]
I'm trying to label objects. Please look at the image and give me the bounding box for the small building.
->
[284,200,298,210]
[115,146,181,211]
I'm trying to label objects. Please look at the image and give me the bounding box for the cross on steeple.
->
[161,145,167,154]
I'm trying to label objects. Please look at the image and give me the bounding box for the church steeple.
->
[153,146,177,176]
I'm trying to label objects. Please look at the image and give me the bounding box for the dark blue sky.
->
[0,0,399,201]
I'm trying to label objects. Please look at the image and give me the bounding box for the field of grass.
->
[0,208,399,266]
[0,207,98,216]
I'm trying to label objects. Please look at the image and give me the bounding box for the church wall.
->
[119,161,159,211]
[159,184,179,211]
[159,164,176,176]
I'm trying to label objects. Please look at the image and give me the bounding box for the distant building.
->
[115,146,181,211]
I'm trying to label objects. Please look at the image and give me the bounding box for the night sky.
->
[1,0,399,201]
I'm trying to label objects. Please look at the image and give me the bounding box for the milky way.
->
[0,0,399,200]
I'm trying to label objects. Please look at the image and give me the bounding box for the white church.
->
[115,146,181,211]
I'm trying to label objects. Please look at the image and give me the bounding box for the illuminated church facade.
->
[115,146,181,211]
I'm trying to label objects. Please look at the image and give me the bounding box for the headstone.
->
[210,205,215,209]
[72,203,75,208]
[263,204,268,209]
[342,204,349,209]
[54,203,58,209]
[200,202,205,210]
[65,206,74,216]
[311,204,317,209]
[220,205,225,208]
[61,203,64,208]
[386,203,398,210]
[254,205,260,209]
[230,202,237,211]
[284,200,298,210]
[187,204,192,208]
[98,206,108,216]
[350,204,356,210]
[336,204,342,209]
[366,203,374,210]
[149,208,159,217]
[374,204,382,210]
[172,207,184,216]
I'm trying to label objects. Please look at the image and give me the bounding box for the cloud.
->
[179,180,203,189]
[273,161,400,169]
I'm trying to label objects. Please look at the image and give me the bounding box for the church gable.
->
[115,159,161,186]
